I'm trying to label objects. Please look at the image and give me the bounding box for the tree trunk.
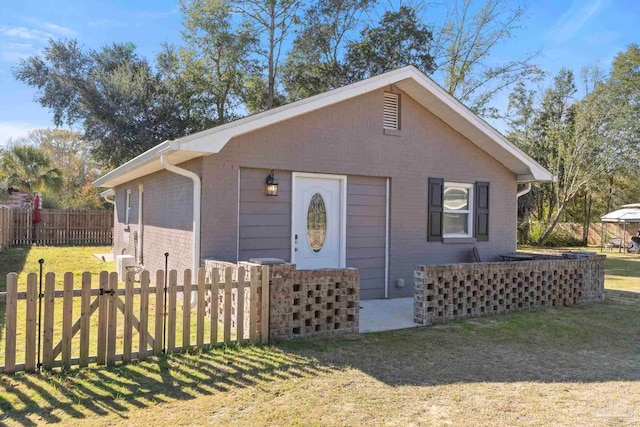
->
[535,204,565,245]
[582,192,592,246]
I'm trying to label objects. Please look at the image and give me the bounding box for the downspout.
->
[517,183,532,245]
[160,154,201,286]
[102,194,115,205]
[138,184,144,267]
[517,182,532,198]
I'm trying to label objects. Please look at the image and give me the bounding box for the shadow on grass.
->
[0,345,333,425]
[0,246,31,343]
[1,292,640,425]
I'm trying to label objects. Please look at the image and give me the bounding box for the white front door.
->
[292,173,346,270]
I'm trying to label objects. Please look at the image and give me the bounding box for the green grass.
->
[0,246,116,293]
[0,246,639,426]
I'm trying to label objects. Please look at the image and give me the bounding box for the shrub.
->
[527,222,582,247]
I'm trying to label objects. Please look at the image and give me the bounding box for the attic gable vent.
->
[383,92,400,130]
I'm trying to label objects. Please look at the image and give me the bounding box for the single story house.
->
[94,66,553,300]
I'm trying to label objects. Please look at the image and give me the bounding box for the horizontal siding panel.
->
[348,194,386,207]
[348,176,386,187]
[361,277,385,291]
[355,267,385,280]
[346,256,385,269]
[347,247,385,260]
[240,225,290,239]
[239,237,290,250]
[240,201,290,215]
[347,216,385,227]
[241,171,292,190]
[240,189,292,203]
[240,214,290,227]
[347,204,386,217]
[348,184,387,196]
[347,226,386,238]
[347,236,385,249]
[360,287,385,300]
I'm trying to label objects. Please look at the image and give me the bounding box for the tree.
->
[0,145,63,195]
[179,0,257,125]
[282,0,374,100]
[345,6,435,81]
[12,129,106,209]
[508,70,615,244]
[234,0,301,111]
[430,0,543,117]
[14,40,192,168]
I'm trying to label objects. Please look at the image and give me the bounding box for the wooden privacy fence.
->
[12,209,113,246]
[0,208,12,251]
[0,265,270,374]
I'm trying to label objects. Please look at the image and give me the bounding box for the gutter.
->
[160,154,201,308]
[93,141,175,187]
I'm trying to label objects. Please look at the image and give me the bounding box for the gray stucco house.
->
[94,66,553,300]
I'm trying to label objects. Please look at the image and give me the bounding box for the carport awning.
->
[601,206,640,223]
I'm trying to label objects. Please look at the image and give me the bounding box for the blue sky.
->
[0,0,638,143]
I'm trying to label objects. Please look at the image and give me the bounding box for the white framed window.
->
[443,182,474,238]
[383,92,399,130]
[125,189,132,225]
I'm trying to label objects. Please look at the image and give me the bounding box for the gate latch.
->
[99,288,115,296]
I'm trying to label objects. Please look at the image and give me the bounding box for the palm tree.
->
[0,145,63,195]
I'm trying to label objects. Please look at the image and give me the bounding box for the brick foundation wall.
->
[414,255,605,325]
[269,264,359,340]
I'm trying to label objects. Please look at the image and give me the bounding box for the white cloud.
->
[0,26,53,41]
[0,122,42,145]
[0,20,76,63]
[26,18,76,37]
[88,9,177,28]
[547,0,604,43]
[0,41,37,62]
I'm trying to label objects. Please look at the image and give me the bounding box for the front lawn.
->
[0,247,639,426]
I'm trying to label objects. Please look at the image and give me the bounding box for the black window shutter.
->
[475,181,490,241]
[427,177,444,241]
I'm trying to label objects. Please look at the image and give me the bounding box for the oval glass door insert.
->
[307,193,327,253]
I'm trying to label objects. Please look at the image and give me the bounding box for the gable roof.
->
[93,66,554,188]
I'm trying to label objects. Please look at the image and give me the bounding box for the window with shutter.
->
[383,92,399,130]
[429,179,490,242]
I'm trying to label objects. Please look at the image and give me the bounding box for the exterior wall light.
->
[265,170,279,196]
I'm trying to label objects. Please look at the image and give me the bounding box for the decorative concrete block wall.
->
[269,264,359,340]
[414,254,605,325]
[201,260,360,341]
